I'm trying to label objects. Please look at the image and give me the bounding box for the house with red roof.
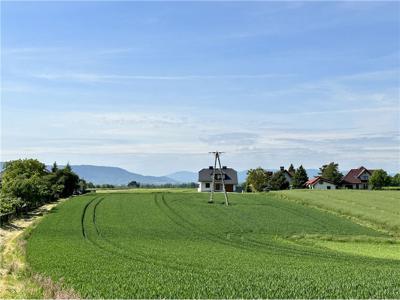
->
[305,176,336,190]
[341,166,375,189]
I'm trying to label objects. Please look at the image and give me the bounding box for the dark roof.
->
[341,166,374,184]
[198,167,238,184]
[284,170,293,178]
[305,176,335,186]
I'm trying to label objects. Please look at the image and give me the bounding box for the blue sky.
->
[1,1,399,175]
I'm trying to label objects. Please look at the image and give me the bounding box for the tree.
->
[51,161,58,173]
[127,181,140,188]
[391,173,400,186]
[245,168,271,192]
[288,164,295,176]
[269,171,290,190]
[1,159,52,207]
[56,166,80,197]
[65,163,72,172]
[87,182,95,189]
[0,192,22,214]
[292,165,309,189]
[319,162,343,185]
[369,169,390,190]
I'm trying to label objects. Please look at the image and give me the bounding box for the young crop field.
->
[278,190,400,234]
[26,191,400,298]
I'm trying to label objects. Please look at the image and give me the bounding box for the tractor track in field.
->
[154,194,255,253]
[160,194,356,261]
[81,195,201,274]
[80,192,388,277]
[212,202,341,260]
[81,196,100,238]
[155,194,304,256]
[92,197,104,235]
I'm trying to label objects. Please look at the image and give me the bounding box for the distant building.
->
[198,166,238,192]
[341,166,375,189]
[279,166,293,186]
[305,176,336,190]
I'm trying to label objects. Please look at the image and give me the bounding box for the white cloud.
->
[32,72,294,83]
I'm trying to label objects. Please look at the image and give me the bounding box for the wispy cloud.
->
[33,72,294,83]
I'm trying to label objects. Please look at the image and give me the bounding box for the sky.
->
[1,1,399,175]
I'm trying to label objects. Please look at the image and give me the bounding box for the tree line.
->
[245,162,399,192]
[89,181,198,189]
[0,159,87,215]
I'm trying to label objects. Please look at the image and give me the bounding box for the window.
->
[214,174,226,180]
[215,183,221,190]
[327,186,331,190]
[205,183,210,188]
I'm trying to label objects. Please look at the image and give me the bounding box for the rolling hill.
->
[0,163,177,185]
[0,161,329,185]
[67,165,177,185]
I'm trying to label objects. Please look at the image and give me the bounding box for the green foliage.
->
[26,192,400,298]
[269,171,289,190]
[1,159,82,215]
[51,161,58,173]
[95,184,116,189]
[319,162,343,185]
[127,181,140,188]
[0,192,22,214]
[292,165,309,189]
[245,167,271,192]
[78,179,88,193]
[369,169,390,190]
[288,163,295,175]
[390,173,400,186]
[1,159,52,208]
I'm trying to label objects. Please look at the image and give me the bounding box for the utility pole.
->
[208,151,229,206]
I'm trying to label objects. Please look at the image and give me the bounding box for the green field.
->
[279,190,400,234]
[26,191,400,298]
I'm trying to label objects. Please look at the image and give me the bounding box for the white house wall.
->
[198,182,212,192]
[198,182,237,192]
[310,181,336,190]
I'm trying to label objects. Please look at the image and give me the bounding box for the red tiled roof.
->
[305,176,335,186]
[342,166,373,184]
[305,177,320,186]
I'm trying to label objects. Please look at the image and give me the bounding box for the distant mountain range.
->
[67,165,178,185]
[0,163,177,185]
[0,161,324,185]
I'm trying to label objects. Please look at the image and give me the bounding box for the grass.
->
[0,229,44,299]
[312,240,400,260]
[278,190,400,235]
[25,191,400,298]
[0,199,79,299]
